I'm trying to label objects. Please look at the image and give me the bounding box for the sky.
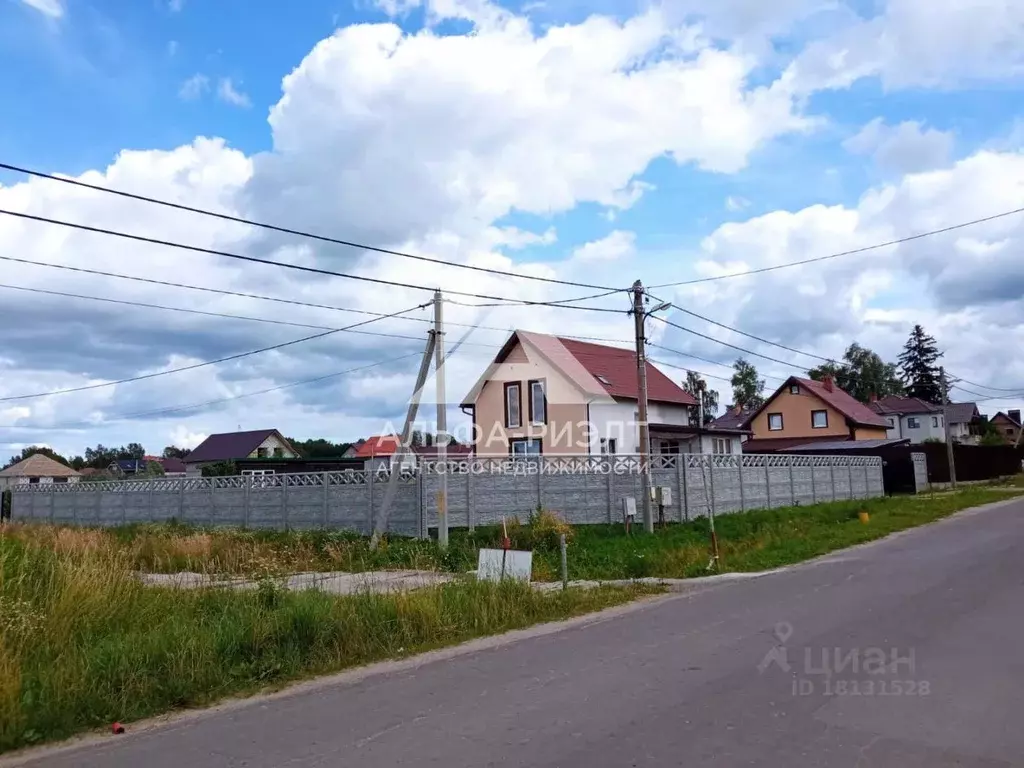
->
[0,0,1023,461]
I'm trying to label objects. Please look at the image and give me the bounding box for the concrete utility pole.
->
[370,331,436,548]
[433,289,449,550]
[941,366,957,489]
[631,280,654,534]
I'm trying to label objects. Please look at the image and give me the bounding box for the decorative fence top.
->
[11,452,881,494]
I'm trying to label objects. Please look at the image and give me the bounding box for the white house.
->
[869,396,945,443]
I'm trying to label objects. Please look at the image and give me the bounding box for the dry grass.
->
[0,526,649,753]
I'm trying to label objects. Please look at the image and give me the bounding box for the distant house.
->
[0,454,81,489]
[706,406,754,452]
[743,376,889,453]
[869,396,945,443]
[108,458,149,476]
[991,410,1022,445]
[183,429,298,476]
[945,402,981,445]
[458,330,745,456]
[352,436,474,471]
[157,457,188,477]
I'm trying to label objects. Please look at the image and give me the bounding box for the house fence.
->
[9,453,884,535]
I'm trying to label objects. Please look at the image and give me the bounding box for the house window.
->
[789,384,800,395]
[504,382,522,428]
[510,438,542,456]
[907,417,920,429]
[811,410,828,429]
[28,477,39,484]
[600,438,617,455]
[887,417,895,428]
[528,379,546,424]
[257,447,269,458]
[932,416,940,428]
[659,440,681,454]
[713,438,732,454]
[768,413,784,431]
[1007,428,1014,436]
[273,447,284,458]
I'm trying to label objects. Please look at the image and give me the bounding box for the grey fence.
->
[10,453,883,534]
[9,470,421,535]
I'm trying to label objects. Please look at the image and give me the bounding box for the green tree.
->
[201,461,237,477]
[898,325,943,403]
[681,370,719,426]
[143,461,166,477]
[3,446,71,469]
[731,358,765,410]
[84,444,118,469]
[808,342,903,403]
[284,438,354,458]
[120,443,146,460]
[409,430,425,448]
[162,446,192,459]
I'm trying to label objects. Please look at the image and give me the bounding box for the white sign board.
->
[477,548,533,582]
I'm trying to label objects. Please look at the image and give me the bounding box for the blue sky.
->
[0,0,1023,459]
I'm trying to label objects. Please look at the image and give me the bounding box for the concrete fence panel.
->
[11,453,884,535]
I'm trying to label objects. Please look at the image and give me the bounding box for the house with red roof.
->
[459,331,746,457]
[352,435,474,470]
[741,376,890,453]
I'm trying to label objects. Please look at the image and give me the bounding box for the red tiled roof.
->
[793,377,889,428]
[352,435,401,458]
[556,338,697,406]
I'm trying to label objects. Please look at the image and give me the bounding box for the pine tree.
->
[897,325,943,403]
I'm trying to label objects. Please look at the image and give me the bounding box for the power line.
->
[0,353,423,431]
[649,314,806,369]
[648,205,1024,289]
[0,208,627,313]
[0,302,431,403]
[0,161,625,293]
[948,374,1024,394]
[665,303,834,364]
[0,282,499,347]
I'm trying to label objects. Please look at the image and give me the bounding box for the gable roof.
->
[945,402,979,425]
[556,338,697,405]
[0,453,80,478]
[993,411,1022,428]
[869,395,942,416]
[461,331,696,407]
[158,457,187,473]
[184,429,294,464]
[709,406,751,431]
[748,376,889,429]
[352,435,401,458]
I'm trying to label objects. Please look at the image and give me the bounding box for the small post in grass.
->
[560,533,568,590]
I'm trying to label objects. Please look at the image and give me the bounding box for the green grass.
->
[9,486,1021,585]
[530,486,1024,580]
[0,534,649,754]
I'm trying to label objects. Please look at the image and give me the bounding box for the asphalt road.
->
[15,497,1024,767]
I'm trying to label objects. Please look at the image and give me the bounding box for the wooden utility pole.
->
[433,290,449,549]
[631,280,654,534]
[941,366,957,489]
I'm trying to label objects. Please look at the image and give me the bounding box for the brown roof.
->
[185,429,293,463]
[0,453,80,478]
[709,405,752,431]
[869,395,941,416]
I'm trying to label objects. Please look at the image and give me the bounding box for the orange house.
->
[743,376,889,453]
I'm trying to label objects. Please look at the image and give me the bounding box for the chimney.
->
[869,392,878,403]
[823,375,834,393]
[733,404,743,416]
[1010,409,1021,425]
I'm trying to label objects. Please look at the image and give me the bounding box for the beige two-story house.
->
[742,376,890,452]
[460,331,746,456]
